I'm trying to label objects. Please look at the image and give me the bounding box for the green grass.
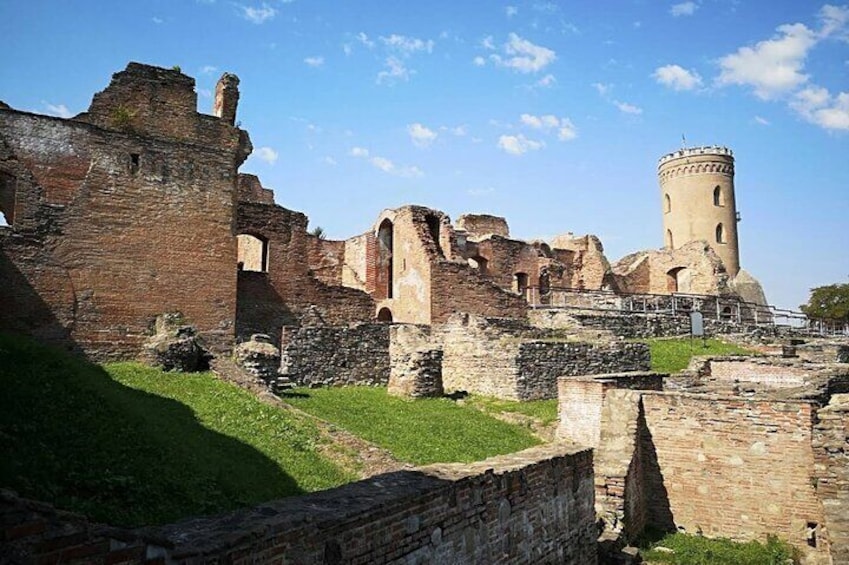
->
[640,532,798,565]
[642,337,754,373]
[0,333,351,527]
[464,396,559,426]
[284,387,542,465]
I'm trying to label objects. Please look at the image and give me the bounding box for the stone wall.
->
[306,235,345,286]
[438,315,650,400]
[812,394,849,563]
[279,324,390,387]
[456,213,510,238]
[430,260,529,324]
[3,446,598,565]
[388,324,444,398]
[0,63,250,359]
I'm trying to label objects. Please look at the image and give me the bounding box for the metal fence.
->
[521,286,848,337]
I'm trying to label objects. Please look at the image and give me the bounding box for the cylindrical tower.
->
[658,145,740,276]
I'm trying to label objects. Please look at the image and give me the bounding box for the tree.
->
[800,283,849,321]
[309,226,326,239]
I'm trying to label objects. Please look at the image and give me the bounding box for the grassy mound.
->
[0,333,350,527]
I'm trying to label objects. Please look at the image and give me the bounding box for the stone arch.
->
[237,233,269,272]
[424,213,444,258]
[667,266,691,293]
[377,218,394,299]
[376,307,393,322]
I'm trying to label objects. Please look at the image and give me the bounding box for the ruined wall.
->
[305,235,345,286]
[812,394,849,563]
[565,310,748,339]
[0,64,250,358]
[438,315,650,400]
[342,232,370,291]
[3,446,598,565]
[430,261,529,324]
[456,213,509,239]
[279,324,390,387]
[236,198,375,340]
[612,241,730,296]
[641,392,826,557]
[549,234,613,291]
[470,235,542,293]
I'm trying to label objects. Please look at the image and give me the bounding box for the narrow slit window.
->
[715,223,725,244]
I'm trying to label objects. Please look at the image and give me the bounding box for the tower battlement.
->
[658,145,733,167]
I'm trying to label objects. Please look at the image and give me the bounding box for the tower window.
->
[666,229,674,249]
[715,223,725,244]
[664,193,671,213]
[713,185,724,206]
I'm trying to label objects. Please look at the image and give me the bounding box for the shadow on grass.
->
[0,332,303,527]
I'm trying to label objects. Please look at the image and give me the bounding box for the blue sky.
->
[1,0,847,312]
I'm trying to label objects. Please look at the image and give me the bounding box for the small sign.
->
[690,311,704,337]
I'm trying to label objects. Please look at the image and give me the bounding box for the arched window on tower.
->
[713,185,724,206]
[664,193,671,213]
[715,223,725,244]
[666,229,674,249]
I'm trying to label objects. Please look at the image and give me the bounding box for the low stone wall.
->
[438,314,650,400]
[516,342,650,400]
[388,325,444,398]
[2,446,598,564]
[279,324,390,387]
[567,311,746,338]
[702,357,820,388]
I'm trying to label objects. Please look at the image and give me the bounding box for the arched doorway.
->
[514,272,529,297]
[377,219,394,299]
[377,307,393,322]
[237,233,269,272]
[666,267,691,293]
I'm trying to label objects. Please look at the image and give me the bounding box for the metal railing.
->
[521,286,848,337]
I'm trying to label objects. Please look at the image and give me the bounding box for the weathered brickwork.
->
[306,234,345,286]
[0,64,250,359]
[456,213,510,238]
[430,260,529,323]
[812,394,849,563]
[2,446,598,565]
[279,324,391,387]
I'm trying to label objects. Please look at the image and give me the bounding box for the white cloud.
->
[200,65,218,74]
[198,88,212,98]
[716,23,817,99]
[44,102,72,118]
[505,6,518,17]
[497,134,545,155]
[370,156,394,172]
[592,82,611,96]
[357,32,375,48]
[408,123,438,147]
[491,33,556,73]
[653,64,703,90]
[439,125,469,137]
[377,56,412,84]
[256,146,278,164]
[481,35,496,50]
[520,113,577,140]
[818,4,849,40]
[322,156,338,166]
[350,147,370,158]
[473,56,486,67]
[790,86,849,130]
[241,3,276,24]
[152,17,164,24]
[614,101,643,114]
[535,74,556,88]
[350,147,422,176]
[304,56,324,68]
[380,34,434,54]
[754,116,771,126]
[670,1,697,17]
[342,44,352,56]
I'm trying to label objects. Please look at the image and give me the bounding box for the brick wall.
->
[812,394,849,563]
[430,261,528,324]
[1,63,249,359]
[2,446,598,564]
[704,358,816,387]
[640,392,825,555]
[306,235,345,286]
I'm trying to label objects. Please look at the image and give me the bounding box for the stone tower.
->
[657,145,740,276]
